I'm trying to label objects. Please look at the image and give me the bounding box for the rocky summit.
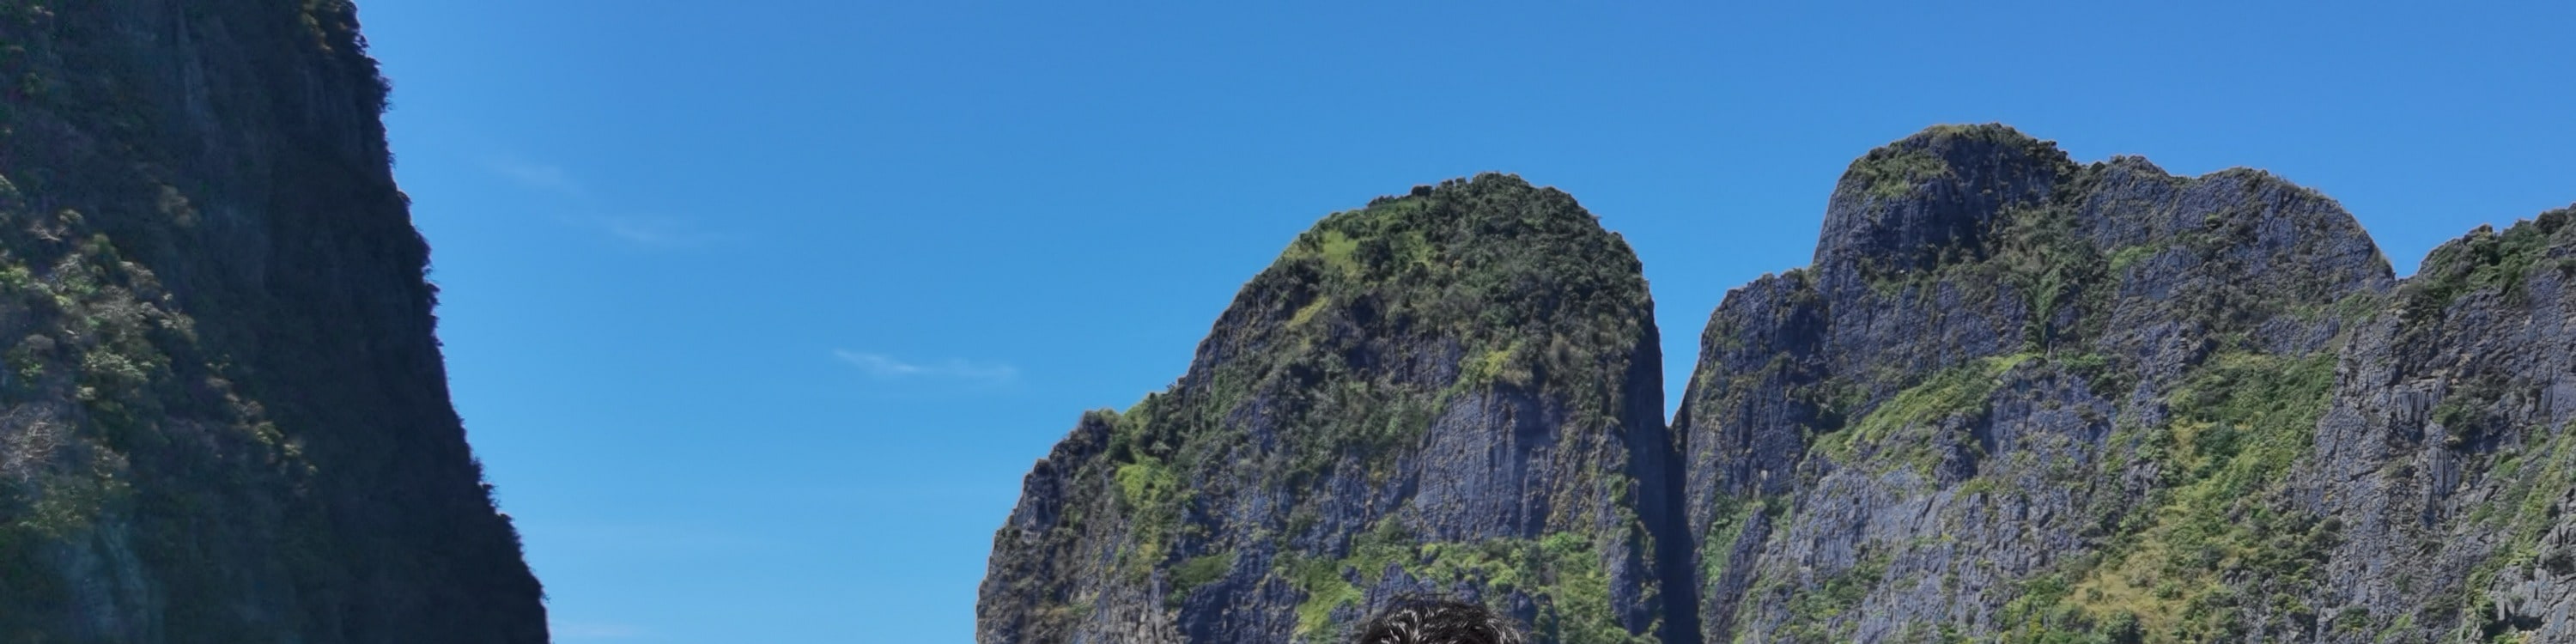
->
[980,175,1693,644]
[982,125,2576,643]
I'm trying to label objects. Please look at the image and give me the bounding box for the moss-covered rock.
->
[984,126,2576,644]
[980,174,1692,643]
[1680,124,2576,644]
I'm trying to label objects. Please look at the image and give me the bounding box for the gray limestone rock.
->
[983,125,2576,644]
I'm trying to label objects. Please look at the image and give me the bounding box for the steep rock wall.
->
[984,125,2576,644]
[0,2,547,641]
[979,175,1694,644]
[1678,125,2574,643]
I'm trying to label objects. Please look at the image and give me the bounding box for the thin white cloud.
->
[484,154,723,249]
[487,156,585,197]
[835,350,1018,382]
[591,214,720,248]
[552,622,647,640]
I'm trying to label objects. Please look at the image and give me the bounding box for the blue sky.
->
[356,2,2573,641]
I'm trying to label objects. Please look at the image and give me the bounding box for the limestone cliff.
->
[0,1,547,641]
[985,127,2576,643]
[1680,125,2574,643]
[1678,125,2390,642]
[980,175,1694,643]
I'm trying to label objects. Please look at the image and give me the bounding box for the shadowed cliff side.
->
[979,174,1696,644]
[0,1,547,641]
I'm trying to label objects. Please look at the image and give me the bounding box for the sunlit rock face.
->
[980,174,1692,644]
[985,125,2576,644]
[1681,125,2572,644]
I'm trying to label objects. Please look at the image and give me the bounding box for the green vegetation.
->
[0,194,318,640]
[2469,427,2576,574]
[1289,552,1366,637]
[1285,521,1655,644]
[2000,352,2341,643]
[1167,550,1236,608]
[2431,374,2512,448]
[1018,175,1668,641]
[0,0,544,637]
[1092,396,1219,581]
[999,125,2576,643]
[2105,244,2160,274]
[1851,148,1950,199]
[1259,178,1664,641]
[1998,574,2145,644]
[1845,125,2073,201]
[1860,197,2115,360]
[1113,454,1186,575]
[1818,354,2029,474]
[2405,209,2576,321]
[1753,135,2439,642]
[1773,550,1892,642]
[1200,173,1656,492]
[1285,519,1416,639]
[1698,495,1765,587]
[1992,206,2107,351]
[1458,340,1533,390]
[2445,422,2576,641]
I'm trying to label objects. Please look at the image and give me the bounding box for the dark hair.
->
[1349,596,1525,644]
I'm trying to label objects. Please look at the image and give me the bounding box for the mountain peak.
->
[1814,124,2081,275]
[985,129,2569,644]
[986,174,1690,643]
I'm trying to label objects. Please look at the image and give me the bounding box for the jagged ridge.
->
[985,125,2576,644]
[1680,124,2576,643]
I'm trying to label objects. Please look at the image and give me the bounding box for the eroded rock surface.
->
[985,125,2576,644]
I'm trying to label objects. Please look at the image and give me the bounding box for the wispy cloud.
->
[835,350,1018,383]
[487,156,586,197]
[483,154,721,248]
[589,213,720,248]
[552,622,647,640]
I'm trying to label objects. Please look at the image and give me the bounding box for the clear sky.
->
[356,1,2573,641]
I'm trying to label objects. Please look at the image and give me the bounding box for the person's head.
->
[1349,596,1525,644]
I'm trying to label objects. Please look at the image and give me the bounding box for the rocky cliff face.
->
[1677,125,2393,643]
[979,175,1694,644]
[0,2,547,642]
[986,127,2576,643]
[1676,125,2576,644]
